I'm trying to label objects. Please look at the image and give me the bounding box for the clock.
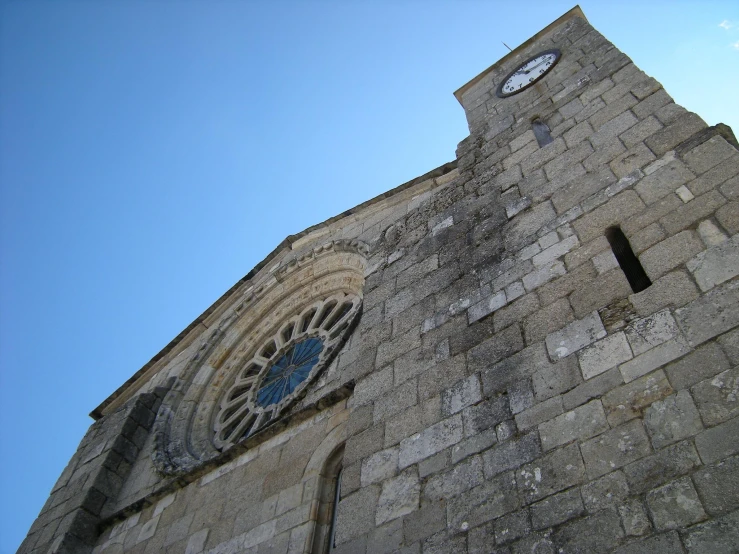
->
[496,49,561,98]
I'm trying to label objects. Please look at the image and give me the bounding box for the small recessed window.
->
[532,118,553,147]
[605,226,651,293]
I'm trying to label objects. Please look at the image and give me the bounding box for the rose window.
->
[213,292,361,450]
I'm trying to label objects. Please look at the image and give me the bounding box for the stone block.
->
[448,471,520,532]
[693,455,739,516]
[539,399,608,451]
[633,159,695,205]
[624,309,679,356]
[424,455,484,501]
[530,488,584,530]
[373,379,418,423]
[660,190,724,235]
[451,429,497,464]
[537,263,597,308]
[681,510,739,554]
[402,500,446,544]
[376,468,420,526]
[398,414,463,469]
[675,280,739,347]
[562,367,624,411]
[590,109,638,146]
[481,343,550,395]
[602,370,674,427]
[524,298,575,344]
[468,325,524,373]
[482,432,541,479]
[335,485,381,546]
[569,268,632,318]
[573,190,646,243]
[613,531,683,554]
[623,439,701,494]
[695,415,739,464]
[629,270,699,317]
[664,341,730,392]
[417,450,449,479]
[441,374,482,417]
[345,425,384,467]
[717,202,739,235]
[517,443,586,503]
[683,135,737,175]
[580,419,653,479]
[639,230,703,281]
[583,137,627,173]
[619,337,690,383]
[578,331,633,380]
[619,116,663,149]
[361,447,399,487]
[618,500,652,537]
[610,143,657,179]
[552,507,624,553]
[493,510,531,545]
[503,201,557,250]
[688,152,739,196]
[494,293,540,332]
[581,471,629,513]
[691,366,739,426]
[508,379,534,415]
[646,477,707,531]
[468,291,507,324]
[645,112,707,156]
[522,260,567,292]
[592,248,619,273]
[629,222,665,253]
[687,233,739,292]
[564,119,594,148]
[552,168,617,214]
[644,390,704,449]
[632,89,672,120]
[532,354,581,402]
[719,327,739,365]
[462,395,510,437]
[515,396,564,432]
[353,365,394,407]
[545,311,607,360]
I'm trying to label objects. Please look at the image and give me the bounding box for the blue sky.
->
[1,1,737,551]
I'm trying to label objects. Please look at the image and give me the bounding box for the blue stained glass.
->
[256,337,323,407]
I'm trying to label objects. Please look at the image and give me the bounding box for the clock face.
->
[496,49,561,98]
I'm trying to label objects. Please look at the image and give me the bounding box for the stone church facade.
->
[20,7,739,554]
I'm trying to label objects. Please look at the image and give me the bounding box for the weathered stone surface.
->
[515,396,563,432]
[623,440,702,493]
[447,471,519,531]
[634,159,695,204]
[361,448,399,487]
[644,390,704,449]
[461,396,511,437]
[581,419,653,479]
[681,510,739,554]
[517,443,586,503]
[530,488,584,530]
[402,500,446,544]
[335,485,381,546]
[482,432,541,479]
[578,332,633,379]
[646,477,707,531]
[624,309,679,356]
[545,311,607,360]
[613,531,683,554]
[398,415,463,469]
[629,270,699,316]
[468,325,525,372]
[618,499,652,537]
[376,469,420,526]
[562,366,624,410]
[581,471,629,513]
[451,428,497,464]
[694,415,739,464]
[531,355,581,402]
[552,508,625,553]
[423,455,484,501]
[602,370,674,427]
[691,366,739,426]
[524,298,575,343]
[619,337,690,383]
[686,234,739,292]
[639,230,704,281]
[538,399,608,451]
[441,374,482,416]
[692,455,739,516]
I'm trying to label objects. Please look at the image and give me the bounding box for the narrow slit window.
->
[605,226,652,293]
[532,118,553,147]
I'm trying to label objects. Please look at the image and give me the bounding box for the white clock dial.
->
[496,49,561,98]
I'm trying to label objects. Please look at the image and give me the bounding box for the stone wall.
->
[19,8,739,554]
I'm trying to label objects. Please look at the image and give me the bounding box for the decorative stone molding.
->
[151,241,368,476]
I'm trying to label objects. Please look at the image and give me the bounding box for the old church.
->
[19,6,739,554]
